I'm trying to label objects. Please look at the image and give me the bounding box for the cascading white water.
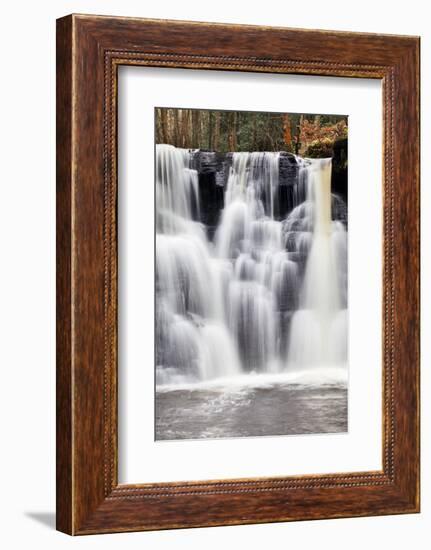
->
[156,145,241,384]
[287,159,348,368]
[155,144,347,385]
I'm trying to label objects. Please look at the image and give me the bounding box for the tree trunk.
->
[192,110,201,148]
[283,114,292,152]
[228,111,237,151]
[208,111,214,149]
[160,108,168,143]
[173,109,180,147]
[179,109,190,148]
[297,114,305,155]
[213,111,221,150]
[252,112,258,150]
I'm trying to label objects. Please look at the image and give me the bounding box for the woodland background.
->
[155,108,348,157]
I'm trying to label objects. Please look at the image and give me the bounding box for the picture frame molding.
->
[56,14,420,534]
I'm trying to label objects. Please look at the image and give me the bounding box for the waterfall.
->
[155,144,347,386]
[286,159,348,368]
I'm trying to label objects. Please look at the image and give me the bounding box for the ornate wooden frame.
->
[56,14,420,535]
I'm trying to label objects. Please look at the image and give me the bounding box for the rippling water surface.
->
[156,370,348,441]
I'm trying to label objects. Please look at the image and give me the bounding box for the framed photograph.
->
[152,106,349,442]
[56,14,420,535]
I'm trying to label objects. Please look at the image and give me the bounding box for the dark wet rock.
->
[331,137,348,203]
[190,148,347,239]
[279,151,299,186]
